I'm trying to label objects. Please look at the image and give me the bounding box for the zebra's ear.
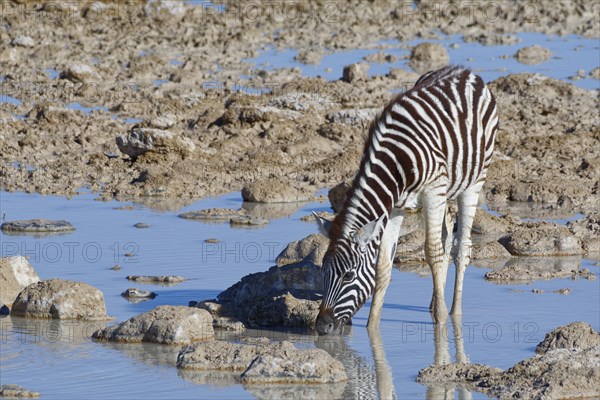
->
[313,212,332,238]
[353,214,386,246]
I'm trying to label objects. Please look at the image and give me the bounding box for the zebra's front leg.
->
[367,212,403,329]
[423,184,449,324]
[450,181,482,316]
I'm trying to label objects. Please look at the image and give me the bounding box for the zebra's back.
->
[377,65,498,208]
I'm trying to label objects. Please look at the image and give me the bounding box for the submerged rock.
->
[12,279,107,320]
[0,256,40,311]
[126,275,186,284]
[1,219,75,233]
[178,208,245,221]
[0,384,40,398]
[229,216,269,226]
[121,288,157,299]
[92,305,213,344]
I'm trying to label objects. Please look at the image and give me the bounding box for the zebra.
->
[314,65,499,335]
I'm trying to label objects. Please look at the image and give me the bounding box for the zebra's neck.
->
[331,120,405,240]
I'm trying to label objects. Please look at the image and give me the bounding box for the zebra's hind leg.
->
[450,181,483,316]
[367,211,404,330]
[429,206,454,311]
[422,182,450,324]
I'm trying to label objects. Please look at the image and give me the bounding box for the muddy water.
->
[1,191,598,399]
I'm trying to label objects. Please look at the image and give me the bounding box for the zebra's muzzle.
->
[315,307,342,335]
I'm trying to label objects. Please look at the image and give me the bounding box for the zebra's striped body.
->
[316,66,499,334]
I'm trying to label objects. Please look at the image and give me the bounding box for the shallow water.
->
[246,32,600,90]
[1,191,598,399]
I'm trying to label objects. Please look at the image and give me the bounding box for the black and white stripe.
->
[322,65,499,322]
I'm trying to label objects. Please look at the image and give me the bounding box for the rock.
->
[554,288,571,295]
[60,63,99,83]
[230,216,269,226]
[471,240,512,260]
[567,213,600,254]
[269,92,332,112]
[134,222,150,228]
[326,108,379,125]
[241,341,347,384]
[590,67,600,79]
[294,49,323,65]
[177,339,275,371]
[300,211,335,223]
[363,52,397,63]
[328,180,352,212]
[342,62,369,83]
[126,275,186,284]
[417,363,502,384]
[144,0,186,18]
[11,35,35,47]
[1,219,75,233]
[0,384,40,398]
[116,128,195,160]
[92,305,213,344]
[394,229,426,264]
[387,68,420,82]
[196,260,323,328]
[501,222,583,256]
[178,339,347,385]
[0,256,40,310]
[515,45,552,65]
[147,114,174,130]
[484,257,595,283]
[241,178,310,203]
[276,233,329,267]
[179,208,245,221]
[11,279,107,320]
[409,43,449,74]
[472,209,518,235]
[417,323,600,400]
[194,301,245,331]
[242,201,305,220]
[121,288,157,299]
[535,321,600,354]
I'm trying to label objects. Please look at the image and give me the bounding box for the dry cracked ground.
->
[0,0,598,217]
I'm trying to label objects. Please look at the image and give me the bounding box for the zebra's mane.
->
[328,65,471,246]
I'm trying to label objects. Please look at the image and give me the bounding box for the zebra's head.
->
[313,213,387,335]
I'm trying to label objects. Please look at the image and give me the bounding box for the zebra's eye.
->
[343,270,356,283]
